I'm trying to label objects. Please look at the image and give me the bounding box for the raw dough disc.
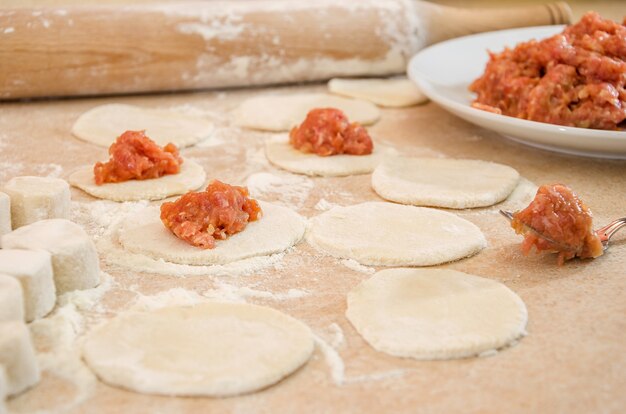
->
[307,202,486,266]
[119,202,306,265]
[233,93,380,131]
[328,77,428,107]
[346,268,528,359]
[265,135,387,177]
[72,104,215,148]
[83,302,315,397]
[68,159,206,202]
[372,157,520,208]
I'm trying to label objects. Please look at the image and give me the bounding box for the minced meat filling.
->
[160,180,262,249]
[289,108,374,156]
[511,184,604,265]
[94,130,182,185]
[470,12,626,130]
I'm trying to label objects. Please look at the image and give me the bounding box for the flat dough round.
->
[328,77,428,107]
[68,159,206,202]
[307,202,486,266]
[346,268,528,359]
[372,157,520,209]
[233,93,380,131]
[265,135,387,177]
[83,302,314,397]
[72,104,215,148]
[119,202,306,265]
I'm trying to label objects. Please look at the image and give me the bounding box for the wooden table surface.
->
[1,81,625,413]
[2,2,626,413]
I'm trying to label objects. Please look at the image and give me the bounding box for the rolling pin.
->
[0,0,572,100]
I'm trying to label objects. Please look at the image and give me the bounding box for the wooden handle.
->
[0,0,572,100]
[415,2,573,45]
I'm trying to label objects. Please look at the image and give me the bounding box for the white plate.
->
[407,26,626,159]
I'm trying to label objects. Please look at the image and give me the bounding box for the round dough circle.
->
[346,268,528,359]
[307,202,486,266]
[372,157,520,209]
[233,93,380,131]
[83,302,315,397]
[119,202,306,265]
[68,159,206,202]
[265,136,386,177]
[328,77,428,107]
[72,104,215,148]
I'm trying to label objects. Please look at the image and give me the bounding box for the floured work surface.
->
[1,84,625,414]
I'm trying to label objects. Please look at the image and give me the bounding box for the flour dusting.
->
[246,172,313,209]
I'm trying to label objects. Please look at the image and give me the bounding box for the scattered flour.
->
[129,288,209,311]
[246,171,314,209]
[203,280,309,303]
[57,272,115,313]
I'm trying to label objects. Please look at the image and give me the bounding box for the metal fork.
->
[499,210,626,251]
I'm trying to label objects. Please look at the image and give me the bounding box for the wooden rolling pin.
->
[0,0,572,100]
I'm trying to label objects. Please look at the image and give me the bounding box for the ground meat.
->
[160,180,262,249]
[511,184,604,265]
[470,12,626,130]
[289,108,374,156]
[94,130,183,185]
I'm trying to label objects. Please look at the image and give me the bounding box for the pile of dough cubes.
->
[0,176,100,409]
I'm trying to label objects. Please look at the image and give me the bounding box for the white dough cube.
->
[0,322,40,396]
[2,219,100,294]
[0,367,7,414]
[0,250,56,322]
[0,192,10,241]
[3,176,70,229]
[0,274,24,322]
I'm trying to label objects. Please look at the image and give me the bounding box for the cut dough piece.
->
[0,250,56,322]
[83,302,314,397]
[0,192,10,241]
[0,322,40,396]
[328,77,428,107]
[234,93,380,131]
[69,159,206,202]
[265,135,387,177]
[0,275,24,322]
[72,104,215,148]
[0,368,7,414]
[3,176,70,229]
[2,219,100,295]
[372,157,520,209]
[307,202,486,266]
[119,202,305,265]
[346,268,528,359]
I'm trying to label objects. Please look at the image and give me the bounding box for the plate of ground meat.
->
[407,12,626,159]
